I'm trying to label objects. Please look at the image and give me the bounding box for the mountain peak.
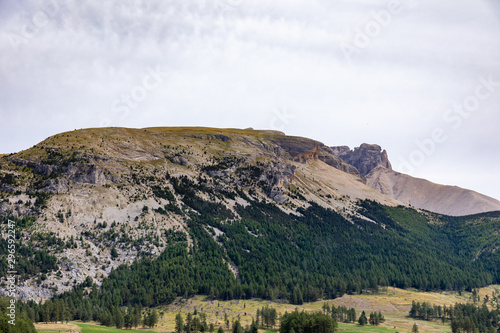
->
[331,143,392,177]
[329,142,500,216]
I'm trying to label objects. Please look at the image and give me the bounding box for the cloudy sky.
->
[1,0,499,199]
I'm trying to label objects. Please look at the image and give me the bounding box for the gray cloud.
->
[1,0,499,199]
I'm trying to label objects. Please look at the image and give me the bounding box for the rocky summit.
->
[331,144,392,177]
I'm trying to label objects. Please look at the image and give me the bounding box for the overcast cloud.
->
[1,0,499,199]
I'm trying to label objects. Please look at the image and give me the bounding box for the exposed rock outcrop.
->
[209,134,232,142]
[293,143,319,164]
[271,137,360,177]
[167,155,189,166]
[264,163,296,203]
[331,143,392,176]
[10,158,114,189]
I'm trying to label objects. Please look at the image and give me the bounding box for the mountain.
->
[331,144,500,216]
[0,127,399,301]
[0,127,499,318]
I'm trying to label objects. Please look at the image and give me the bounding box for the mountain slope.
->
[0,127,400,301]
[0,126,499,311]
[331,144,500,216]
[367,166,500,216]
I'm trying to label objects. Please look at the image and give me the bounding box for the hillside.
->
[0,127,401,301]
[0,127,499,317]
[331,144,500,216]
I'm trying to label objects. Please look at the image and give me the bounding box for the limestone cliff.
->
[331,143,392,177]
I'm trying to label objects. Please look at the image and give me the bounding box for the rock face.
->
[331,144,392,177]
[272,137,361,177]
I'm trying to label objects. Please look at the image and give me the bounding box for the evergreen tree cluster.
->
[321,303,356,323]
[0,297,37,333]
[409,301,500,333]
[354,310,385,327]
[0,216,58,281]
[280,310,338,333]
[368,311,385,326]
[174,308,263,333]
[256,306,278,329]
[177,311,210,333]
[20,290,159,330]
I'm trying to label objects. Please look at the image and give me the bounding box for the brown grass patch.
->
[35,322,81,333]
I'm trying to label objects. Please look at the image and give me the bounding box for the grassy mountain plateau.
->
[0,127,499,332]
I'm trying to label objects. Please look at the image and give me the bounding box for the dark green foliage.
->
[170,176,235,220]
[410,301,500,333]
[33,193,51,210]
[358,311,367,326]
[0,173,16,185]
[0,235,58,281]
[0,297,38,333]
[0,215,36,229]
[110,247,118,259]
[202,156,245,173]
[51,223,237,315]
[232,320,243,333]
[143,309,158,328]
[176,313,184,333]
[152,186,176,202]
[155,203,183,215]
[257,306,277,329]
[165,229,188,243]
[368,312,384,326]
[324,304,356,323]
[280,310,337,333]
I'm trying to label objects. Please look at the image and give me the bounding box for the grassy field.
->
[155,286,499,332]
[76,323,156,333]
[35,285,499,333]
[337,323,397,332]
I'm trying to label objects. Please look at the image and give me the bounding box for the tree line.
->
[409,300,500,333]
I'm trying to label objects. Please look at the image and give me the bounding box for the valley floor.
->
[34,285,500,333]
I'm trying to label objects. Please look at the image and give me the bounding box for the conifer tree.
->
[358,311,367,326]
[176,313,184,333]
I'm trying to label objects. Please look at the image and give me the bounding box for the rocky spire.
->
[330,143,392,177]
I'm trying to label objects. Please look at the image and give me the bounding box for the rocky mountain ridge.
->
[0,127,499,302]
